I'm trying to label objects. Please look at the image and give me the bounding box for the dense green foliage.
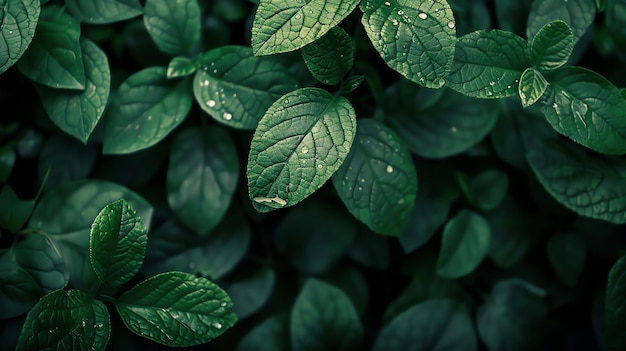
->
[2,0,626,349]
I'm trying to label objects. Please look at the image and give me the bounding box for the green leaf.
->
[12,233,68,293]
[16,289,110,351]
[446,29,530,98]
[16,5,85,89]
[477,279,547,351]
[226,267,275,319]
[0,144,16,182]
[235,313,290,351]
[0,251,42,318]
[546,233,586,287]
[360,0,456,88]
[247,87,356,212]
[89,199,147,288]
[115,271,237,347]
[527,0,595,44]
[166,126,239,235]
[35,38,110,144]
[436,210,491,278]
[0,0,40,74]
[530,20,574,72]
[251,0,360,55]
[332,118,417,236]
[103,67,192,154]
[291,278,363,351]
[65,0,142,24]
[606,255,626,351]
[193,45,299,130]
[518,67,548,108]
[37,133,98,192]
[167,56,196,78]
[374,299,477,351]
[143,0,201,55]
[0,186,35,233]
[456,169,509,212]
[301,26,353,85]
[274,199,356,273]
[320,267,370,315]
[537,67,626,155]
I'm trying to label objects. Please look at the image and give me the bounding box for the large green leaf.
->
[546,233,586,287]
[537,67,626,155]
[193,45,298,130]
[436,210,491,278]
[0,250,42,318]
[37,133,98,192]
[89,199,147,288]
[606,255,626,351]
[102,67,192,154]
[290,278,363,351]
[301,26,353,85]
[527,139,626,223]
[247,87,356,212]
[374,299,477,351]
[530,20,574,72]
[65,0,142,24]
[527,0,595,44]
[251,0,360,55]
[16,289,110,351]
[35,38,110,144]
[16,5,85,89]
[143,0,200,55]
[446,29,530,98]
[115,271,237,347]
[332,118,417,236]
[166,126,239,235]
[0,0,40,74]
[360,0,456,88]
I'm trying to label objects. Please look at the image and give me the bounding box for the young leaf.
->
[446,29,530,98]
[373,299,477,351]
[0,251,42,318]
[360,0,456,89]
[102,67,192,154]
[143,0,201,55]
[301,26,353,85]
[527,0,595,44]
[65,0,142,24]
[35,38,110,144]
[456,169,509,212]
[115,271,237,347]
[518,67,548,108]
[167,56,196,78]
[89,199,147,288]
[16,289,110,351]
[546,233,586,287]
[235,313,290,351]
[166,126,239,235]
[606,255,626,351]
[12,234,68,293]
[193,45,298,130]
[437,210,491,278]
[290,278,363,351]
[528,139,626,224]
[537,67,626,155]
[530,20,574,72]
[247,87,356,212]
[0,0,40,74]
[251,0,360,55]
[332,118,417,236]
[16,5,85,89]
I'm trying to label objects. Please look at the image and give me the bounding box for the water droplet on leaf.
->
[418,13,427,19]
[386,165,394,173]
[207,100,216,107]
[223,112,232,120]
[301,146,309,154]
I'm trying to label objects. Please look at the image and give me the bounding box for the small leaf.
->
[251,0,360,55]
[546,233,586,287]
[332,118,417,236]
[143,0,201,55]
[373,299,477,351]
[103,67,192,154]
[360,0,456,88]
[537,67,626,155]
[530,20,574,72]
[456,169,509,212]
[301,26,353,85]
[89,199,147,288]
[291,278,363,351]
[446,29,530,98]
[16,289,111,351]
[518,67,548,108]
[0,251,42,318]
[166,126,239,235]
[247,87,356,212]
[115,271,237,347]
[437,210,491,279]
[0,0,40,74]
[193,45,298,129]
[606,255,626,351]
[16,5,85,89]
[167,56,196,78]
[65,0,142,24]
[35,38,110,143]
[527,0,595,44]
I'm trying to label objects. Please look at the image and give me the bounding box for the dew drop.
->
[221,302,227,307]
[360,178,366,183]
[214,323,223,329]
[552,102,558,109]
[451,126,457,133]
[384,1,390,5]
[147,115,153,120]
[358,186,363,191]
[386,165,394,173]
[283,98,289,105]
[295,13,301,19]
[206,100,216,107]
[317,164,323,169]
[82,321,87,327]
[391,19,399,26]
[212,69,218,74]
[223,112,232,120]
[489,81,495,86]
[418,13,427,19]
[448,21,455,29]
[202,80,209,86]
[487,91,493,96]
[398,10,404,16]
[301,146,309,154]
[8,30,13,34]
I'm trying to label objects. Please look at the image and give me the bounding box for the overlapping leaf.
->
[0,0,40,74]
[301,26,353,85]
[65,0,142,24]
[527,0,595,44]
[530,20,574,72]
[518,67,548,108]
[143,0,201,55]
